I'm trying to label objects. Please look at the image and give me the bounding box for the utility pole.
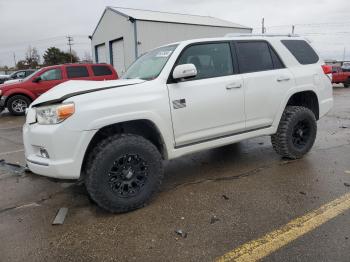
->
[342,46,346,63]
[66,36,74,63]
[262,18,265,34]
[292,25,295,35]
[13,52,17,68]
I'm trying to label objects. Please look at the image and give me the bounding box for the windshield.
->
[123,44,178,80]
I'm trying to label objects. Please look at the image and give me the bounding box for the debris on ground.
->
[258,142,264,145]
[180,217,185,220]
[210,216,220,224]
[175,229,187,238]
[299,191,307,195]
[345,170,350,175]
[340,125,348,129]
[52,207,68,225]
[0,159,26,176]
[222,194,229,200]
[16,202,40,210]
[344,183,350,187]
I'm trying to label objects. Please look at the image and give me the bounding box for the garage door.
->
[111,39,125,75]
[96,44,107,63]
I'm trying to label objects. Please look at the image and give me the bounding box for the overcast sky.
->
[0,0,350,67]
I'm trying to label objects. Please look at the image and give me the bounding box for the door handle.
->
[226,83,242,90]
[277,76,291,82]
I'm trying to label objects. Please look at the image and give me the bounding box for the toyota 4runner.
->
[23,35,333,213]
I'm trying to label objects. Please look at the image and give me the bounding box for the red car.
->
[0,63,118,115]
[332,66,350,88]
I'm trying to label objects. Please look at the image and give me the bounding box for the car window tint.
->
[26,71,34,77]
[281,40,319,65]
[236,42,274,73]
[270,47,284,69]
[66,66,89,78]
[177,42,234,80]
[92,65,113,76]
[40,69,62,81]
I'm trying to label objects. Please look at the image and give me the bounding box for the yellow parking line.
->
[216,192,350,262]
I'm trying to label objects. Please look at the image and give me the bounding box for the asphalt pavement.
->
[0,87,349,262]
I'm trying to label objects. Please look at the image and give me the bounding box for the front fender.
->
[3,88,36,102]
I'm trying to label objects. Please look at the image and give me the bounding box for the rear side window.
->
[281,40,319,65]
[66,66,89,78]
[236,41,283,73]
[270,48,284,69]
[92,65,113,76]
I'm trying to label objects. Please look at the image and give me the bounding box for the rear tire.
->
[7,95,31,116]
[85,134,164,213]
[271,106,317,159]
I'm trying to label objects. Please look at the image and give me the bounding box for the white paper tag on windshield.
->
[156,51,172,58]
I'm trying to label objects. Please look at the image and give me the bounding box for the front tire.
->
[7,95,31,116]
[271,106,317,159]
[85,134,164,213]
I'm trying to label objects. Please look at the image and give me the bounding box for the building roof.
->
[107,6,251,29]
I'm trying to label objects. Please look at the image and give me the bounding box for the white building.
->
[91,7,252,75]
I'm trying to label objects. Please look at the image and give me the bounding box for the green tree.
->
[43,47,79,65]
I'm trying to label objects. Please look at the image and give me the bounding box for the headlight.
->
[36,103,75,125]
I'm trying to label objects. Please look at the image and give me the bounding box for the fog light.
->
[39,148,50,159]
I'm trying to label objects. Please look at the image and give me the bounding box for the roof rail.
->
[225,33,300,37]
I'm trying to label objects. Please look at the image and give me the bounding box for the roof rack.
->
[225,33,300,37]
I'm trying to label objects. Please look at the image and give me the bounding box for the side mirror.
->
[33,77,41,83]
[173,64,197,80]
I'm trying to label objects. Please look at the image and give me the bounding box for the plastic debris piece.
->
[344,183,350,187]
[210,216,220,224]
[52,208,68,225]
[222,194,229,200]
[175,229,187,238]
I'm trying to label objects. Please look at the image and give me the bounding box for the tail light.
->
[322,65,332,75]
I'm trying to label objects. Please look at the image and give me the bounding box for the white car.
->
[3,79,22,84]
[23,35,333,213]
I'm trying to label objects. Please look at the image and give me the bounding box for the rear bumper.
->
[319,98,333,118]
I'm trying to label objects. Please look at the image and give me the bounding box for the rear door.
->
[167,42,245,147]
[234,40,294,130]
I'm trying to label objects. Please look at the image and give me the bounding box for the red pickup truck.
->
[0,63,118,115]
[332,66,350,88]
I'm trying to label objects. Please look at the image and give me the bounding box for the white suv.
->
[23,35,333,213]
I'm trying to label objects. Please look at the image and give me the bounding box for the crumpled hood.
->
[31,79,145,107]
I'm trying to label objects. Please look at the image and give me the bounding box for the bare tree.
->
[82,51,92,63]
[25,46,40,68]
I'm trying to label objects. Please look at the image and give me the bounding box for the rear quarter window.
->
[92,65,113,76]
[66,66,89,78]
[281,40,319,65]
